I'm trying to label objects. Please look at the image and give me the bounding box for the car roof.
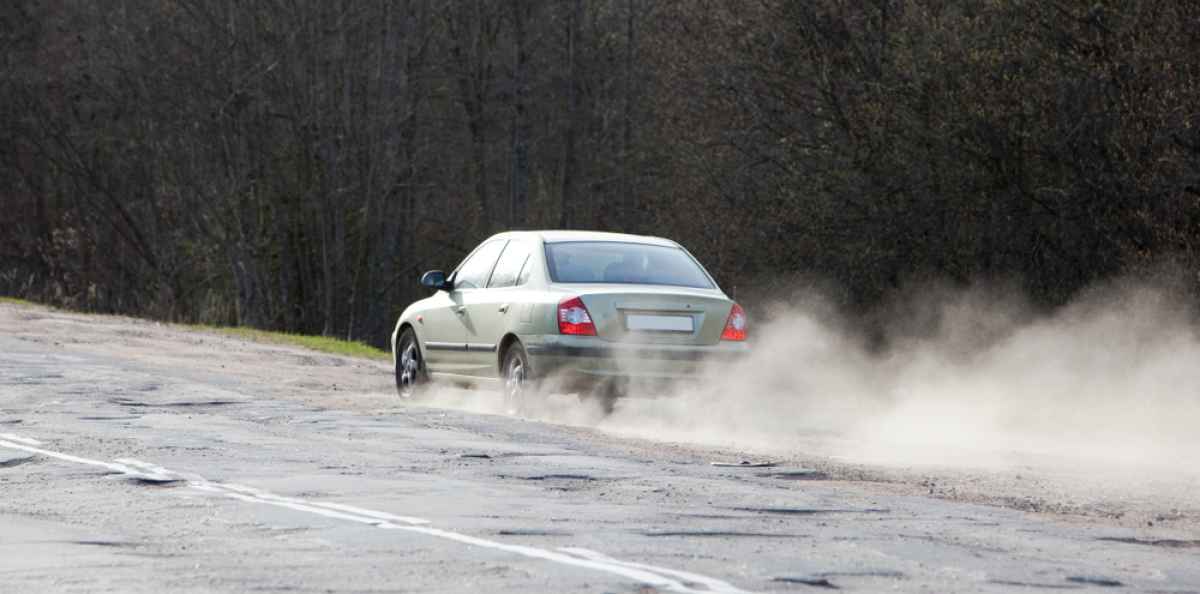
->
[489,230,679,247]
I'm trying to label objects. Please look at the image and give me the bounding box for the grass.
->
[1,295,390,361]
[199,326,391,361]
[0,296,40,306]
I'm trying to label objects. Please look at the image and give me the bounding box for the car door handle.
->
[453,306,466,315]
[498,303,510,313]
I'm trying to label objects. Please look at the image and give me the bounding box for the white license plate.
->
[625,314,694,332]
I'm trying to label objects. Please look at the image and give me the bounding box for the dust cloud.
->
[425,281,1200,478]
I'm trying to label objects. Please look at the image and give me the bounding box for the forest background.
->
[4,1,1200,347]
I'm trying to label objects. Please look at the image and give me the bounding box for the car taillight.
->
[721,303,747,341]
[558,296,597,336]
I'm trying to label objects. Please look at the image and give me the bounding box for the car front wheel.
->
[394,328,427,399]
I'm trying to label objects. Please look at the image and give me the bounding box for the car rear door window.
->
[544,242,714,289]
[488,241,531,288]
[454,240,507,289]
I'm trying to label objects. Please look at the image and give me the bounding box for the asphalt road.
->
[1,303,1198,593]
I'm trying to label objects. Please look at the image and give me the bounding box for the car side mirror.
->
[420,270,452,292]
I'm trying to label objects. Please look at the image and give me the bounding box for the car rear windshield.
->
[544,241,714,289]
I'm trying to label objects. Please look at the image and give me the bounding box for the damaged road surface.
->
[1,303,1199,593]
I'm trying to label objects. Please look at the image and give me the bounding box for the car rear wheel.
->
[501,341,536,415]
[395,328,427,399]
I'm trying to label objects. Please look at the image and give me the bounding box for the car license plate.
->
[625,314,694,332]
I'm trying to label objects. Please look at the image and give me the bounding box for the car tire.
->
[501,341,537,415]
[394,328,427,399]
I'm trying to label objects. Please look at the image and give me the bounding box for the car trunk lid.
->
[563,286,733,346]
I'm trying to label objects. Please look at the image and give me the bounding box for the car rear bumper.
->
[524,334,749,384]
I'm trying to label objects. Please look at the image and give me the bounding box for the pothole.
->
[988,579,1081,589]
[814,570,905,579]
[1097,536,1200,549]
[758,470,831,481]
[0,454,37,468]
[125,476,186,487]
[511,474,599,481]
[71,540,137,548]
[109,398,240,408]
[733,507,889,516]
[496,529,573,536]
[641,531,803,538]
[773,576,839,589]
[1065,576,1123,587]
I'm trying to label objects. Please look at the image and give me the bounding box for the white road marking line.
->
[117,458,431,526]
[207,481,432,526]
[301,501,430,526]
[379,523,712,591]
[0,438,142,475]
[0,433,43,446]
[561,547,748,594]
[0,437,751,594]
[189,483,402,525]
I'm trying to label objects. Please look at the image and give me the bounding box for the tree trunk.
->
[560,0,581,229]
[510,0,531,229]
[620,0,636,230]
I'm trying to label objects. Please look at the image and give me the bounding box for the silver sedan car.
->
[390,231,748,412]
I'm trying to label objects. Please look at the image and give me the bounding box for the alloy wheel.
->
[504,353,526,414]
[397,341,421,398]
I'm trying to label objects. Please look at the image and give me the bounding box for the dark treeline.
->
[3,1,1200,346]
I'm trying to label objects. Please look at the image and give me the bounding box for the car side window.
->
[454,240,507,289]
[488,241,531,288]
